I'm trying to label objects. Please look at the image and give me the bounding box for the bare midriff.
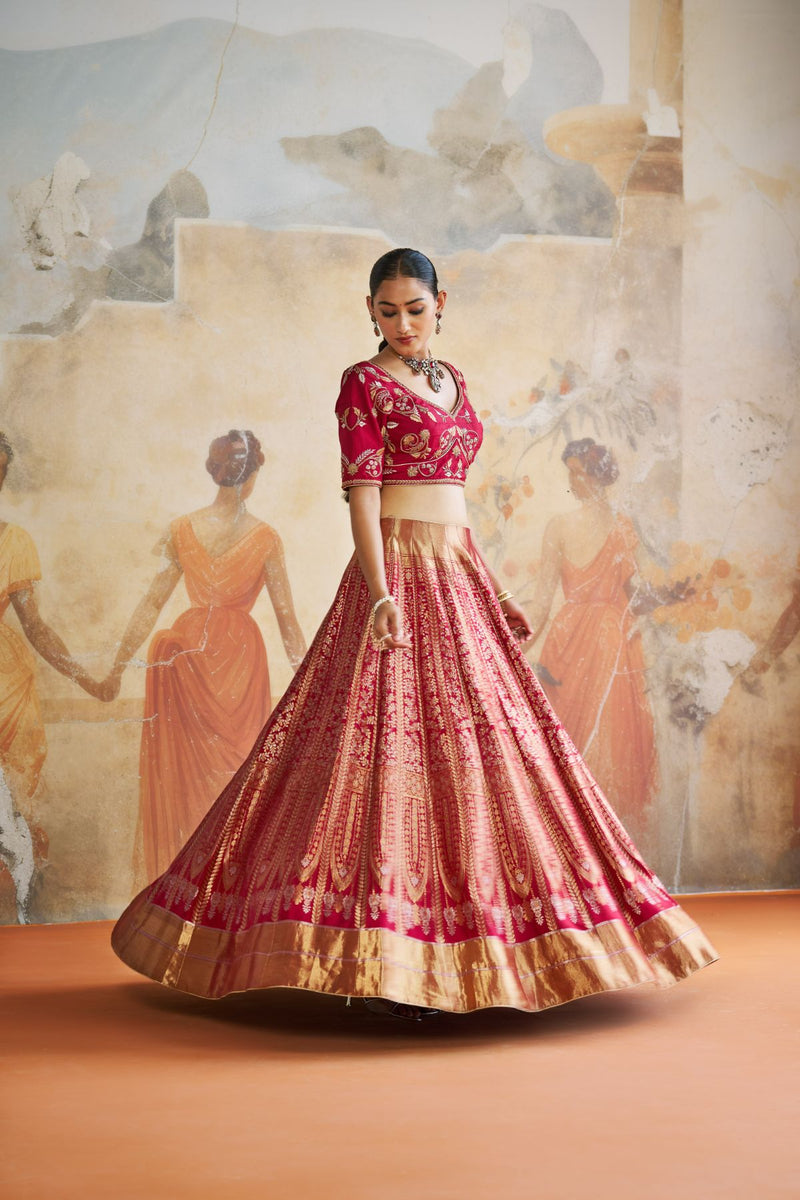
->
[379,483,469,526]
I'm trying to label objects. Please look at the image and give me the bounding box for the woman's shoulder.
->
[0,522,37,552]
[0,522,40,564]
[0,523,42,588]
[441,359,467,382]
[340,360,383,384]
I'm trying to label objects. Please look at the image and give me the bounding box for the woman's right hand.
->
[373,600,412,651]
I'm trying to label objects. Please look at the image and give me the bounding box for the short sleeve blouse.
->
[335,361,483,489]
[0,524,42,600]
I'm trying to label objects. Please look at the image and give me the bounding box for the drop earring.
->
[435,312,442,335]
[372,316,380,336]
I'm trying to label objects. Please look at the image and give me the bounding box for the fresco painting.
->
[104,430,306,885]
[0,0,797,922]
[0,435,113,919]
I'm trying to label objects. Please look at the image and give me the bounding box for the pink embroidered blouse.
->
[335,361,483,489]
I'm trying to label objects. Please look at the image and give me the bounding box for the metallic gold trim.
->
[160,918,196,988]
[112,900,717,1013]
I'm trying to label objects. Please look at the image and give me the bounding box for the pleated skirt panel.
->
[112,518,717,1012]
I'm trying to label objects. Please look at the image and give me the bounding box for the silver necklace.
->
[389,346,445,392]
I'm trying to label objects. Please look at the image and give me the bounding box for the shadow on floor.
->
[0,975,688,1060]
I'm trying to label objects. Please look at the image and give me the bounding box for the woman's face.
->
[565,457,594,500]
[367,277,444,358]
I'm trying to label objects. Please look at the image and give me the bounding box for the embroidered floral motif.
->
[342,445,383,479]
[337,406,368,432]
[335,361,483,488]
[511,904,527,933]
[399,430,431,459]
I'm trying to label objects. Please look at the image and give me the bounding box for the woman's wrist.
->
[371,594,396,617]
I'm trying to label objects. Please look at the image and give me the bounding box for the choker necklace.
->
[389,346,445,392]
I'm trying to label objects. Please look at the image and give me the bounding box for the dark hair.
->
[0,432,13,463]
[369,248,439,299]
[562,437,619,486]
[206,430,265,487]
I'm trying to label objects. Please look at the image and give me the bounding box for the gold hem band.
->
[112,900,718,1013]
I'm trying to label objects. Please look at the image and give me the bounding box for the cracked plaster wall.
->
[0,0,797,923]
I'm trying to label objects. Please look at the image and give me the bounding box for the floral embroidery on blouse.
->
[335,361,483,488]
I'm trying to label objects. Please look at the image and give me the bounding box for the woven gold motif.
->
[112,519,718,1011]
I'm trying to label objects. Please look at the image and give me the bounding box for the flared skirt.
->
[112,518,717,1012]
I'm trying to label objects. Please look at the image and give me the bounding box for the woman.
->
[112,250,717,1017]
[106,431,306,882]
[530,439,673,845]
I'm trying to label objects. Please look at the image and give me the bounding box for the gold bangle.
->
[496,590,514,604]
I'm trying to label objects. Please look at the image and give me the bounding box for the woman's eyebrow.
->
[377,297,426,308]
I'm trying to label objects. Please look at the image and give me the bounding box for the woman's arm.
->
[104,560,183,694]
[348,486,410,650]
[468,529,535,644]
[263,538,307,670]
[10,587,111,700]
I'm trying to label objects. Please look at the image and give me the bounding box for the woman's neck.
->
[211,488,248,518]
[580,491,611,512]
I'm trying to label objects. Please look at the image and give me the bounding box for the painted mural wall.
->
[0,0,797,923]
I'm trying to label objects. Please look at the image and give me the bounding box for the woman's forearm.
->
[347,486,410,650]
[112,563,182,672]
[347,486,389,600]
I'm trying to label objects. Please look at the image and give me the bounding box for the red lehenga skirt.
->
[112,518,717,1012]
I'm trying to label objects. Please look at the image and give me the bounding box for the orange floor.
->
[1,894,797,1200]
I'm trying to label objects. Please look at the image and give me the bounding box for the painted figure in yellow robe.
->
[0,433,110,922]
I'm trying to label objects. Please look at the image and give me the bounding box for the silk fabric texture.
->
[113,518,717,1011]
[336,361,483,488]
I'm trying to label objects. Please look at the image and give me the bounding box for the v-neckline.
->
[184,516,263,563]
[371,361,462,418]
[562,521,620,572]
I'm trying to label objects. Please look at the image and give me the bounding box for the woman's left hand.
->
[500,597,534,644]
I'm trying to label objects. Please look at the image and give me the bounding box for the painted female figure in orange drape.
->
[107,431,306,882]
[530,439,686,844]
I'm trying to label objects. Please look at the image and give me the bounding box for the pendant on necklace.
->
[390,347,445,392]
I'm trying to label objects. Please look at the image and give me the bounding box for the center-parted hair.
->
[561,437,619,486]
[206,430,265,488]
[369,248,439,299]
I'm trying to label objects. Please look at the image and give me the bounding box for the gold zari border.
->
[112,899,718,1013]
